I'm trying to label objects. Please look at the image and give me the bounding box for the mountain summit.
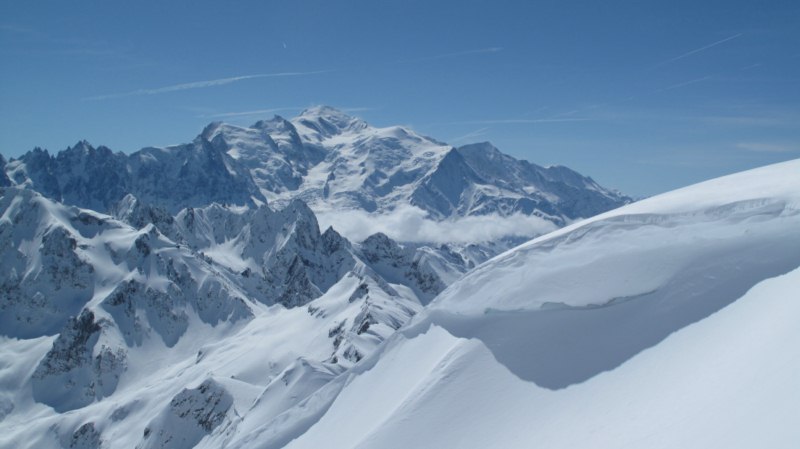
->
[4,106,630,228]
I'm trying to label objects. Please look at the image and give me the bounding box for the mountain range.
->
[1,107,632,449]
[2,108,793,449]
[4,106,629,225]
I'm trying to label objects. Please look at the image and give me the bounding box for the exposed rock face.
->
[111,194,181,242]
[66,422,103,449]
[358,232,447,303]
[32,310,126,413]
[174,200,359,308]
[139,379,234,449]
[0,189,96,338]
[5,138,264,214]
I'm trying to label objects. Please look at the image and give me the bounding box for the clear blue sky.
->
[1,0,798,196]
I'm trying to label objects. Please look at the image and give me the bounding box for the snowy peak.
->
[456,141,630,220]
[410,147,486,218]
[7,133,266,213]
[205,117,325,197]
[4,106,631,242]
[294,106,369,138]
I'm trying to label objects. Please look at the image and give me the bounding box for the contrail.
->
[206,107,304,118]
[662,75,713,91]
[655,33,743,67]
[450,117,594,125]
[84,70,333,100]
[391,47,503,64]
[449,127,490,143]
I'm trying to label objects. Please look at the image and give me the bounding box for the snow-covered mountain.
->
[4,106,629,228]
[0,186,439,448]
[4,139,264,214]
[258,159,800,449]
[5,107,793,448]
[206,105,631,224]
[1,153,796,447]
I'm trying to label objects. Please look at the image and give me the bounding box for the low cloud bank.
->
[316,205,557,244]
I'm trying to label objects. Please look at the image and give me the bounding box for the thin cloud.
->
[316,204,557,244]
[1,23,150,68]
[653,33,742,67]
[738,62,763,71]
[698,114,797,128]
[205,107,305,119]
[0,23,44,37]
[736,142,799,153]
[340,107,376,113]
[204,105,375,120]
[85,70,333,100]
[448,117,594,125]
[392,47,503,64]
[660,75,713,91]
[449,127,490,144]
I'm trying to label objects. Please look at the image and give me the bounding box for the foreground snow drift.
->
[281,159,800,449]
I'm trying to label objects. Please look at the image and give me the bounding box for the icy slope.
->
[280,158,800,449]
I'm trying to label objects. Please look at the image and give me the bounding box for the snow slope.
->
[279,158,800,449]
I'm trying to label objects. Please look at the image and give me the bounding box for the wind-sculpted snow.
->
[431,159,800,315]
[416,163,800,389]
[277,159,800,449]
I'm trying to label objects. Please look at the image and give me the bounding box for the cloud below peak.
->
[316,204,557,245]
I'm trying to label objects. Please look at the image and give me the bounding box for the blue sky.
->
[1,0,798,196]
